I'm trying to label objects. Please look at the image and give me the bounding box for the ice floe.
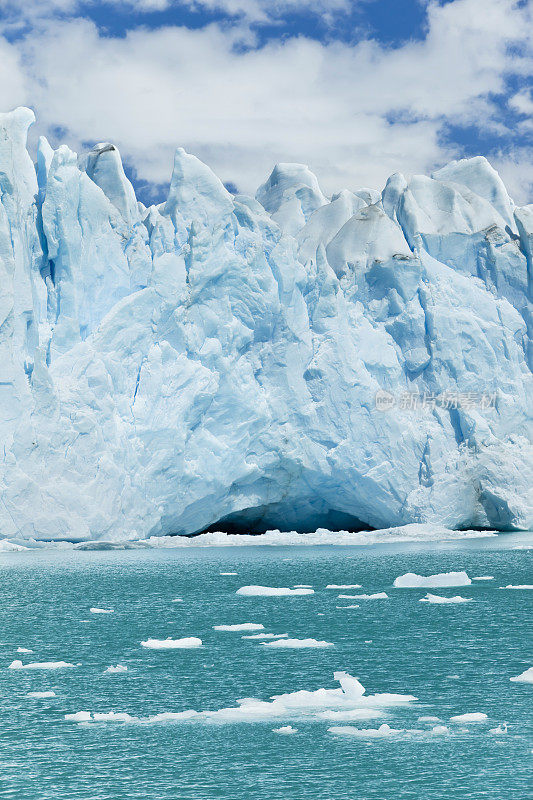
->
[140,637,202,649]
[394,571,471,588]
[293,585,313,588]
[326,584,362,589]
[262,638,333,649]
[63,671,417,726]
[418,716,441,722]
[241,633,288,639]
[335,605,360,609]
[450,712,487,722]
[220,572,237,576]
[213,623,264,632]
[27,691,56,698]
[9,660,76,670]
[272,725,298,734]
[90,608,114,614]
[473,576,494,581]
[337,592,388,600]
[419,593,473,604]
[500,585,533,590]
[105,665,128,673]
[171,598,183,603]
[236,586,314,597]
[431,725,449,735]
[328,723,402,737]
[510,667,533,684]
[16,647,33,653]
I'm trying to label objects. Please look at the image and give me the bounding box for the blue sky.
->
[0,0,531,204]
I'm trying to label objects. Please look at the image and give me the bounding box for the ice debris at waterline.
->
[0,106,531,544]
[236,586,314,597]
[64,671,416,725]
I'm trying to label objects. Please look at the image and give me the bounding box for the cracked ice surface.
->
[0,107,531,543]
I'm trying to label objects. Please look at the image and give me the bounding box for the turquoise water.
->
[1,534,532,800]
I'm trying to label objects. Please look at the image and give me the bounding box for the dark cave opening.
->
[198,503,373,536]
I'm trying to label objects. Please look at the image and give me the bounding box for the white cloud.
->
[0,0,531,202]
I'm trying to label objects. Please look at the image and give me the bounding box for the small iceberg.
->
[220,572,237,576]
[27,690,56,698]
[337,592,388,600]
[242,633,288,639]
[489,723,508,734]
[510,667,533,684]
[9,660,76,670]
[140,637,202,649]
[213,623,265,632]
[450,712,487,722]
[335,605,360,609]
[104,665,128,674]
[419,593,472,604]
[90,608,114,614]
[272,725,298,734]
[236,586,314,596]
[394,571,471,588]
[431,725,449,735]
[262,638,333,648]
[16,647,33,653]
[473,576,494,581]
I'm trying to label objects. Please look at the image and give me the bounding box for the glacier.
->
[0,106,531,543]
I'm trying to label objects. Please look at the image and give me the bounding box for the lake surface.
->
[1,532,532,799]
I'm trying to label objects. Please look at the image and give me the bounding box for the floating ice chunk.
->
[328,723,402,737]
[335,605,360,609]
[16,647,33,653]
[65,711,92,722]
[263,638,333,649]
[213,623,264,632]
[272,725,298,734]
[418,716,441,723]
[338,592,388,600]
[510,667,533,684]
[9,660,76,670]
[236,586,314,596]
[489,723,508,734]
[27,691,56,698]
[105,665,128,674]
[64,671,417,727]
[242,633,288,639]
[326,584,362,589]
[473,576,494,581]
[431,725,449,735]
[293,585,312,588]
[220,572,237,576]
[419,593,473,604]
[394,571,471,588]
[171,599,183,603]
[140,637,202,649]
[450,712,488,722]
[501,585,533,590]
[90,608,114,614]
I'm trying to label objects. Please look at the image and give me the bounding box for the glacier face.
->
[0,107,531,542]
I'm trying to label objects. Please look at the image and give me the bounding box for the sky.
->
[0,0,531,205]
